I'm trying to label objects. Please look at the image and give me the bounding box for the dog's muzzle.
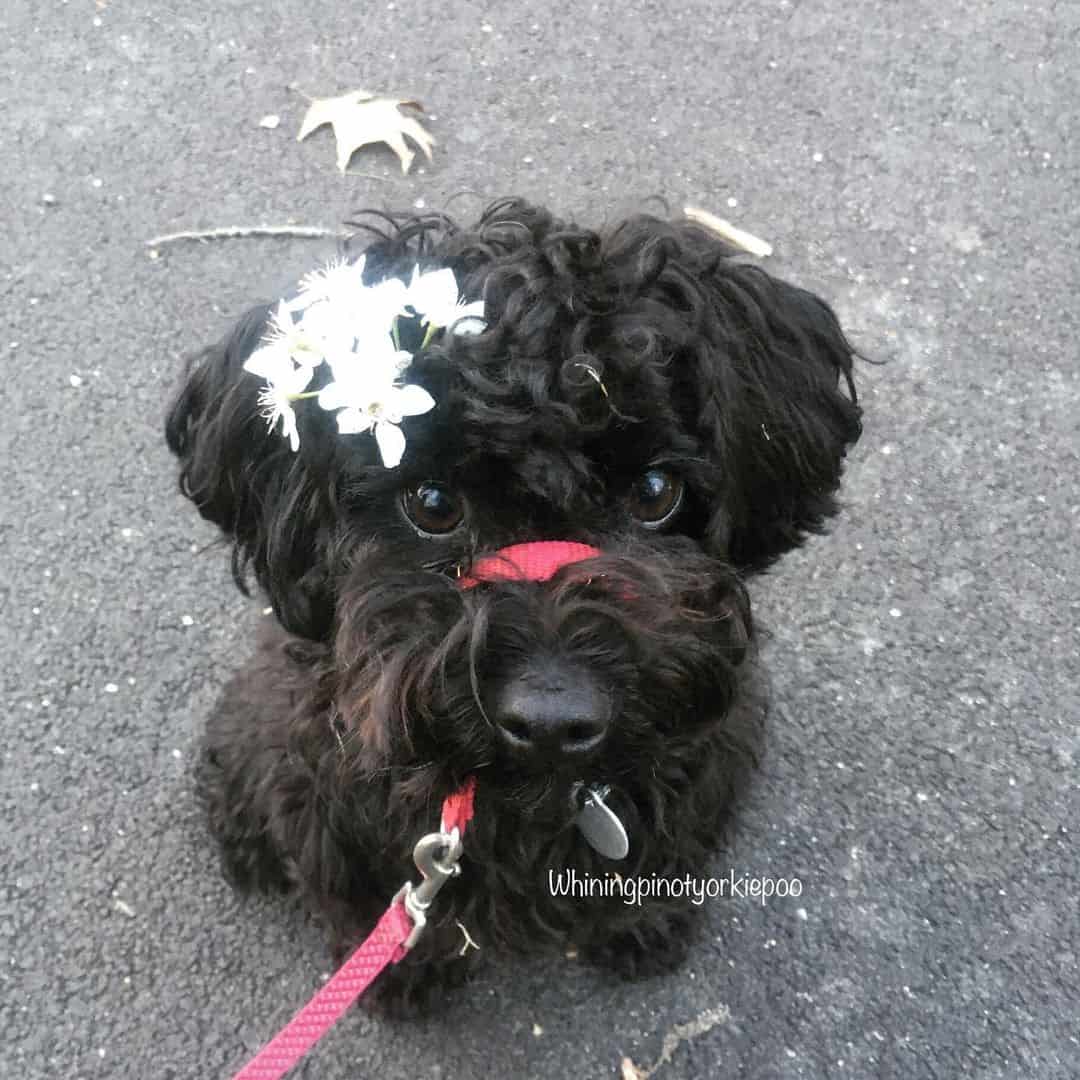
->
[456,541,631,858]
[458,541,609,768]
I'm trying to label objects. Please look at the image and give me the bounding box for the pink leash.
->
[227,543,599,1079]
[228,780,476,1080]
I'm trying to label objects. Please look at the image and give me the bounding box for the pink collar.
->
[457,541,602,589]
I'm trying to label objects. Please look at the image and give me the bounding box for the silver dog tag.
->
[575,785,629,860]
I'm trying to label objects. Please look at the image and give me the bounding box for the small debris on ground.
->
[620,1005,732,1078]
[113,899,136,919]
[683,205,773,258]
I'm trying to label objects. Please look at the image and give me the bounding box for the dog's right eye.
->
[628,468,685,527]
[402,483,466,536]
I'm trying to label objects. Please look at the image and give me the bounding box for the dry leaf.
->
[622,1005,731,1079]
[297,89,434,174]
[683,205,773,257]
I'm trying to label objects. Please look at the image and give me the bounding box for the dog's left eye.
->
[628,469,685,527]
[402,482,466,536]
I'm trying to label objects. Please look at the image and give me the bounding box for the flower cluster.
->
[242,258,484,466]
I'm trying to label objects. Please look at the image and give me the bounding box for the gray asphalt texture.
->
[3,1,1078,1078]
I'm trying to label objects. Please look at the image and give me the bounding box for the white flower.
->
[295,256,367,309]
[317,323,433,468]
[296,258,412,327]
[362,276,411,320]
[300,269,412,362]
[323,381,435,468]
[320,327,414,386]
[247,302,333,372]
[253,357,315,453]
[405,266,485,329]
[241,259,453,463]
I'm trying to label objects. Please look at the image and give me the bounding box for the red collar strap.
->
[440,775,477,832]
[457,541,602,589]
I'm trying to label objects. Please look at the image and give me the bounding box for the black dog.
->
[165,198,861,1013]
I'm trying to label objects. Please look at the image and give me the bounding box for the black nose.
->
[493,665,610,765]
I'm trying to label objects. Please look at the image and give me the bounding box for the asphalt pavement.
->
[2,1,1077,1077]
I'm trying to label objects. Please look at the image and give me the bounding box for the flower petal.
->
[317,380,353,412]
[374,421,406,468]
[298,257,366,306]
[336,408,375,435]
[456,300,486,321]
[365,276,410,318]
[449,315,486,336]
[282,363,315,395]
[281,407,301,452]
[406,267,459,321]
[352,329,412,374]
[392,383,436,417]
[244,343,294,382]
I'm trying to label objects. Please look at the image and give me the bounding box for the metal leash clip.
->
[393,827,464,950]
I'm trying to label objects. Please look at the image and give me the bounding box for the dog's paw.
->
[581,915,694,979]
[196,745,294,895]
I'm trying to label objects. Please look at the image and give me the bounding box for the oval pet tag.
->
[575,784,629,860]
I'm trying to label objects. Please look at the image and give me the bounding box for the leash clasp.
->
[393,828,463,951]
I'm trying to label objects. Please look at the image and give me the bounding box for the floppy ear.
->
[679,226,863,570]
[164,305,338,640]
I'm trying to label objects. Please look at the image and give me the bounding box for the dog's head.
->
[167,198,861,823]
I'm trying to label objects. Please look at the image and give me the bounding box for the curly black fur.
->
[165,198,861,1013]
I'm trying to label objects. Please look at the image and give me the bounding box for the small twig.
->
[342,169,394,182]
[683,205,773,258]
[145,225,348,249]
[455,920,480,957]
[328,708,347,757]
[572,361,610,400]
[286,82,315,103]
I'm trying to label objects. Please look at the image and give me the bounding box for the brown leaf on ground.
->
[297,89,435,174]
